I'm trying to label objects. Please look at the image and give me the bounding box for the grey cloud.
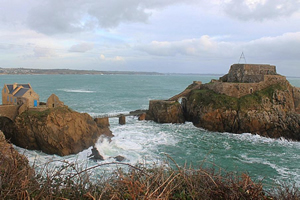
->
[27,1,86,35]
[69,43,94,52]
[25,0,200,35]
[223,0,300,21]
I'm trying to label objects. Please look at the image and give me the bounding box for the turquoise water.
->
[1,74,300,188]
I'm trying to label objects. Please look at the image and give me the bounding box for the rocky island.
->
[146,64,300,141]
[0,83,112,156]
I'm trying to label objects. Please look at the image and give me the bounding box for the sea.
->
[1,74,300,188]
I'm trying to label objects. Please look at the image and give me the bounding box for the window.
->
[4,88,6,93]
[10,97,12,102]
[14,98,17,103]
[7,96,9,102]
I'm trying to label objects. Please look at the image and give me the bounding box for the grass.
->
[1,154,299,200]
[189,89,239,110]
[18,106,73,123]
[189,83,288,112]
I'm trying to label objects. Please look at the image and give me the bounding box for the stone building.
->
[2,83,39,107]
[220,64,277,83]
[202,64,286,98]
[46,94,64,108]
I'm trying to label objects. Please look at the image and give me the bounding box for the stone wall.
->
[0,105,19,120]
[221,64,277,83]
[203,75,286,98]
[47,94,64,108]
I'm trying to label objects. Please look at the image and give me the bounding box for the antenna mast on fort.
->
[238,52,247,64]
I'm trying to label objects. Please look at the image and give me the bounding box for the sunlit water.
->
[1,74,300,188]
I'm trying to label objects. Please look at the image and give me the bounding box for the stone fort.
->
[202,64,287,98]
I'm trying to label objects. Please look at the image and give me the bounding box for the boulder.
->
[146,100,185,123]
[114,155,125,162]
[88,146,104,161]
[4,106,113,156]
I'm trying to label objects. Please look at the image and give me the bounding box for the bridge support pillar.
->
[119,115,126,125]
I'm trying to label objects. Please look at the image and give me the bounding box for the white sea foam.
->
[58,89,96,93]
[221,132,300,148]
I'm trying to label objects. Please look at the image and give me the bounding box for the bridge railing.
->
[93,110,147,119]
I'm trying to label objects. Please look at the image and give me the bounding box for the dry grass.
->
[1,156,299,200]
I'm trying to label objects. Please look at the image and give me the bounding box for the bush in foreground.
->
[1,158,299,199]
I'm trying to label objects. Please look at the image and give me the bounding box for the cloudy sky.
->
[0,0,300,75]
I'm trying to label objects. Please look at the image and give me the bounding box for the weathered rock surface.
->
[185,80,300,140]
[3,106,113,156]
[146,77,300,140]
[0,130,34,181]
[146,100,185,123]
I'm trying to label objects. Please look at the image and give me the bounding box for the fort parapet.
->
[220,64,277,83]
[202,64,286,98]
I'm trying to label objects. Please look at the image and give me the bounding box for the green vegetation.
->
[1,157,299,199]
[189,89,239,110]
[20,106,72,120]
[189,83,287,111]
[24,109,51,119]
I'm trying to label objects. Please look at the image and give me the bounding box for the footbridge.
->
[93,109,147,125]
[93,109,147,119]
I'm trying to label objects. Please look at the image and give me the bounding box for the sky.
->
[0,0,300,75]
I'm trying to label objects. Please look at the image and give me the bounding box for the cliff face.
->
[3,106,112,156]
[146,100,185,123]
[185,80,300,140]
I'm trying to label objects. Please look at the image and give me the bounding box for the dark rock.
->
[89,146,104,161]
[114,155,125,162]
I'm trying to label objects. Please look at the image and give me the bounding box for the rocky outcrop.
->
[146,64,300,140]
[146,100,185,123]
[185,80,300,140]
[3,106,113,156]
[0,130,34,183]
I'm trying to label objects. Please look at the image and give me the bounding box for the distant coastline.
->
[0,67,227,76]
[0,68,162,75]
